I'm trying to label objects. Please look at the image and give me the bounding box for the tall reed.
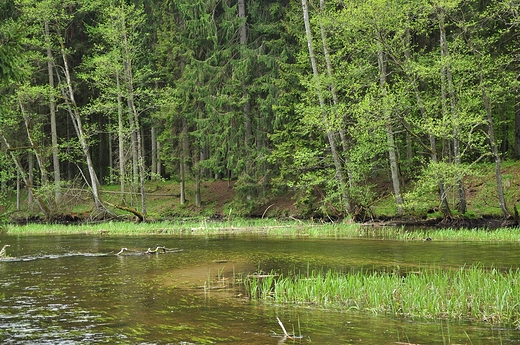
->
[245,265,520,328]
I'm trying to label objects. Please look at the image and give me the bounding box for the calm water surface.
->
[1,233,520,344]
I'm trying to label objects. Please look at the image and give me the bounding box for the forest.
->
[0,0,519,222]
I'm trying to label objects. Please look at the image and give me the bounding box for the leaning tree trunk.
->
[302,0,352,215]
[58,37,104,210]
[318,0,354,187]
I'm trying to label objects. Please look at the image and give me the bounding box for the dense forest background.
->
[0,0,519,221]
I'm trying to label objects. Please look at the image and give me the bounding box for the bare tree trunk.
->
[108,131,113,184]
[58,37,104,210]
[302,0,352,215]
[318,0,354,188]
[151,126,157,177]
[438,6,466,214]
[377,47,404,215]
[129,102,139,184]
[116,71,126,200]
[125,65,147,220]
[156,139,162,177]
[401,26,451,218]
[45,20,61,204]
[180,117,189,205]
[482,78,510,218]
[28,152,34,208]
[430,135,451,217]
[16,172,20,211]
[238,0,253,175]
[195,150,202,208]
[515,73,520,158]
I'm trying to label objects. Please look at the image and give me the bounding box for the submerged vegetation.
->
[246,265,520,328]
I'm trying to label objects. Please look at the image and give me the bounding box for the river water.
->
[1,233,520,344]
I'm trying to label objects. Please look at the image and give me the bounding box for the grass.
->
[1,218,360,236]
[362,226,520,242]
[245,265,520,328]
[3,220,520,241]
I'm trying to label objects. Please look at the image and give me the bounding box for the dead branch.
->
[276,317,293,339]
[105,201,144,222]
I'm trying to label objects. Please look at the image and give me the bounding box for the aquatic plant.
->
[3,219,362,236]
[245,265,520,328]
[4,220,520,244]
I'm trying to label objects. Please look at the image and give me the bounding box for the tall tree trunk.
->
[195,150,202,208]
[28,152,34,209]
[302,0,352,215]
[116,71,126,201]
[125,61,147,220]
[238,0,252,175]
[318,0,354,190]
[438,6,466,214]
[377,47,404,215]
[129,101,139,184]
[481,77,510,218]
[45,20,61,204]
[515,73,520,158]
[58,37,104,210]
[180,117,189,205]
[151,126,157,177]
[401,26,451,218]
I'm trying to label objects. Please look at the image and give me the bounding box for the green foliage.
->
[0,0,518,220]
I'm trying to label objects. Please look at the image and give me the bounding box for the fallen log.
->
[105,201,144,222]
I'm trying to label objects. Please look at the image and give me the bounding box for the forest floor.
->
[7,161,520,228]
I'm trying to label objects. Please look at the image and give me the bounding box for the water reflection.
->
[0,233,519,344]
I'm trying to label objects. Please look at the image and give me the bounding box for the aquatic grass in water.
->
[5,220,520,243]
[4,219,363,236]
[245,266,520,328]
[360,225,520,242]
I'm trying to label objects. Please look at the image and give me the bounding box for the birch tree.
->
[301,0,352,215]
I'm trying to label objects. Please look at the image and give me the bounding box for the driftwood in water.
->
[0,244,10,257]
[145,246,166,254]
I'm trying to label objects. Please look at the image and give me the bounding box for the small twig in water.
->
[276,317,293,339]
[116,247,128,255]
[0,244,10,257]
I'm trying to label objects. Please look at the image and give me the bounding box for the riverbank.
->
[4,161,520,226]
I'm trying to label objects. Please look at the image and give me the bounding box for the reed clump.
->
[245,265,520,328]
[4,219,362,236]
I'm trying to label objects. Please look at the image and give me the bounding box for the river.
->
[1,233,519,344]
